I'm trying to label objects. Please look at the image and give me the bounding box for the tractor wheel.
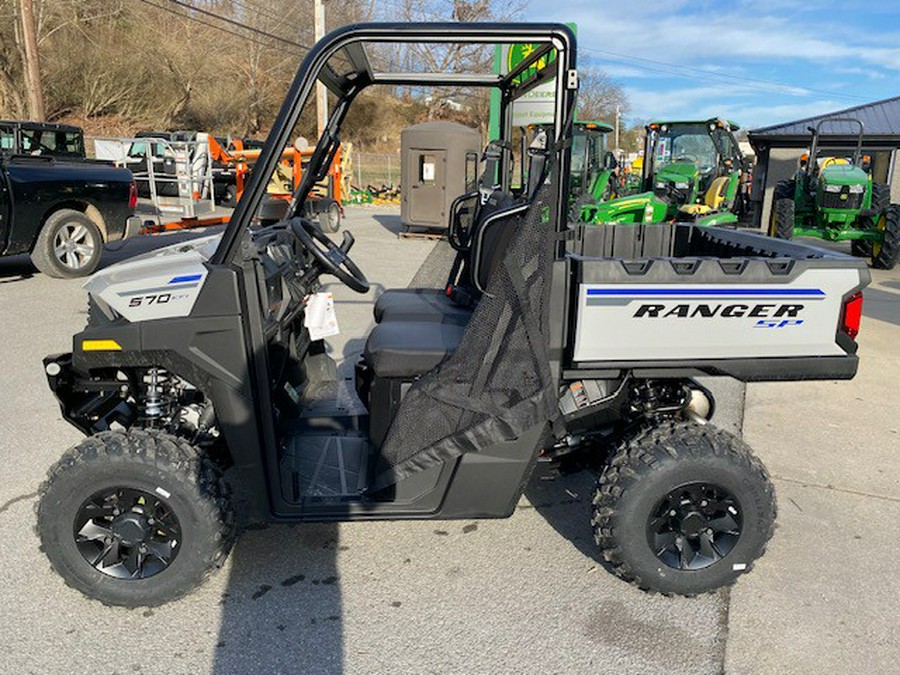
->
[851,240,872,258]
[872,183,890,213]
[773,179,795,201]
[768,198,795,240]
[36,430,234,607]
[873,204,900,270]
[591,422,776,596]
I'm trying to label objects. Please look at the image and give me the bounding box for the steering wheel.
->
[289,217,370,294]
[675,154,698,164]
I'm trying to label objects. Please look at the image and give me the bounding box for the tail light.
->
[128,181,138,210]
[841,291,863,339]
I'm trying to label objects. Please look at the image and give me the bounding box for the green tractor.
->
[569,120,618,202]
[768,117,900,270]
[582,118,746,226]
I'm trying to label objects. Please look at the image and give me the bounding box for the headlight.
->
[824,184,842,193]
[674,182,689,190]
[848,184,865,194]
[656,181,667,189]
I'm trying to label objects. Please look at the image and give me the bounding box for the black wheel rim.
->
[73,487,181,580]
[646,482,742,571]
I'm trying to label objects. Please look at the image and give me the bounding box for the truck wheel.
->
[31,209,103,278]
[592,422,776,596]
[873,204,900,270]
[768,198,794,240]
[318,201,341,233]
[36,430,234,607]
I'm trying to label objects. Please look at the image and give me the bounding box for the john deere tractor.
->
[768,117,899,270]
[570,120,618,202]
[582,118,746,226]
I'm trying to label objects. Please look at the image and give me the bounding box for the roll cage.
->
[212,22,578,266]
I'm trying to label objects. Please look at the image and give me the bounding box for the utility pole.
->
[314,0,327,138]
[614,104,620,151]
[19,0,45,120]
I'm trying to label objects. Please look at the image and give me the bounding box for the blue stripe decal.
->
[169,274,203,285]
[586,288,825,297]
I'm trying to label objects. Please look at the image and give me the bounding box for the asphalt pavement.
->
[0,208,896,674]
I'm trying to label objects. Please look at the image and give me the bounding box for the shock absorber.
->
[142,367,170,424]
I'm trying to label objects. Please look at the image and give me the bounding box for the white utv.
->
[36,23,869,607]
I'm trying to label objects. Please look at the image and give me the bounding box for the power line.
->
[132,0,302,51]
[580,45,872,103]
[166,0,311,49]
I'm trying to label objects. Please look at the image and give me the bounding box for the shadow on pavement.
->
[213,522,344,674]
[370,214,402,236]
[862,286,900,327]
[524,469,608,567]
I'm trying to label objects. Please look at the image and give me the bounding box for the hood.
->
[655,161,699,183]
[84,234,221,323]
[818,164,868,187]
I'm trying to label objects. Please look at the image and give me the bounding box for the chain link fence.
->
[351,152,400,190]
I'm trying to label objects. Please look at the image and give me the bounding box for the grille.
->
[820,188,862,210]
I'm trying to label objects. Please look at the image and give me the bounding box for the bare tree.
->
[577,66,629,125]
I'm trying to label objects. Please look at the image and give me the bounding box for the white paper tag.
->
[304,292,340,340]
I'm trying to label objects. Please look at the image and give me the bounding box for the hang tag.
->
[304,292,340,340]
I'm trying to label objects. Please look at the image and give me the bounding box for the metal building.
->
[747,96,900,230]
[400,121,481,234]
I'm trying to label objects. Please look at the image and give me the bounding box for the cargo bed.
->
[564,223,870,381]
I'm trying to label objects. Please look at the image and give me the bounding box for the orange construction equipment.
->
[141,138,344,234]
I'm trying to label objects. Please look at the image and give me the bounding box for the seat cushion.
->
[364,321,466,378]
[680,203,713,216]
[374,288,473,325]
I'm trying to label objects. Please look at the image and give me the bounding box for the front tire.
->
[36,430,234,607]
[768,198,795,240]
[592,422,776,596]
[31,209,103,278]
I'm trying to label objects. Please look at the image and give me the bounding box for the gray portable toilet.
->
[401,121,481,233]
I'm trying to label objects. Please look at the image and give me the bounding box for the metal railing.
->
[91,136,219,220]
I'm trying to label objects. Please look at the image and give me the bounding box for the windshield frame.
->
[211,22,577,266]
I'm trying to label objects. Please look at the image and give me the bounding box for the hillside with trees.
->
[0,0,635,150]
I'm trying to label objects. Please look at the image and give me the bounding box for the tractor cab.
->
[583,118,745,227]
[569,120,616,201]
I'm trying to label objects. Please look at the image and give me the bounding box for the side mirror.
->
[604,151,619,170]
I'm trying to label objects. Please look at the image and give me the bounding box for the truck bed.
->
[566,223,870,381]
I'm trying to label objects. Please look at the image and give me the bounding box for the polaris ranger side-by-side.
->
[37,24,869,607]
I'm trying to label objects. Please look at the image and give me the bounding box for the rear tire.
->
[31,209,103,278]
[592,422,776,596]
[36,430,234,607]
[873,204,900,270]
[769,198,795,240]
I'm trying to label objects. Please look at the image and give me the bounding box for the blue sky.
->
[528,0,900,130]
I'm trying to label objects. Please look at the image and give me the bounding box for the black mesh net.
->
[373,179,559,489]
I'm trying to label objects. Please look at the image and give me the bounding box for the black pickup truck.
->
[0,154,139,278]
